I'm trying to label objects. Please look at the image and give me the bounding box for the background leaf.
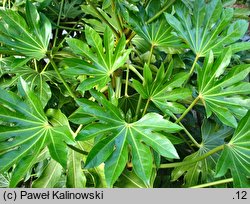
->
[165,0,249,56]
[171,119,233,186]
[0,0,51,59]
[32,159,63,188]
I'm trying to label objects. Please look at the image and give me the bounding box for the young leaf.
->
[63,26,131,91]
[73,90,182,187]
[216,111,250,187]
[133,63,191,115]
[0,0,51,59]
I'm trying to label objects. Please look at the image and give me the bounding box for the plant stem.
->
[135,95,142,121]
[73,124,83,138]
[146,0,176,24]
[48,55,77,99]
[53,0,65,47]
[160,144,224,168]
[86,0,120,38]
[190,178,233,188]
[115,76,122,98]
[175,95,200,123]
[125,65,130,97]
[142,98,150,116]
[40,61,50,74]
[135,43,154,119]
[112,0,123,35]
[55,25,83,31]
[177,132,195,152]
[148,44,154,65]
[129,65,144,81]
[183,54,200,86]
[172,114,201,148]
[126,31,136,45]
[189,54,200,76]
[57,20,82,48]
[60,21,84,25]
[180,123,201,148]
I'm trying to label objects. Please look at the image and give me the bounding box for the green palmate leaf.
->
[133,63,191,115]
[32,159,63,188]
[73,90,182,187]
[197,49,250,127]
[128,7,184,54]
[216,111,250,187]
[63,25,131,91]
[0,78,73,187]
[0,0,51,59]
[171,120,233,187]
[165,0,249,57]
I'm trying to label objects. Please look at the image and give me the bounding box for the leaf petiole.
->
[175,95,200,123]
[160,144,224,168]
[135,95,142,121]
[142,98,150,117]
[146,0,176,24]
[171,114,201,148]
[53,0,65,47]
[125,65,130,97]
[128,65,144,81]
[190,178,233,188]
[48,55,77,99]
[183,54,200,87]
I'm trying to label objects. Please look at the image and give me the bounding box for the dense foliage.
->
[0,0,249,188]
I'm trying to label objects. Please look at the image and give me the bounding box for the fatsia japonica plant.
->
[0,0,249,188]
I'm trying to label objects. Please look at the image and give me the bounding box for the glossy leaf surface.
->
[0,0,51,59]
[165,0,248,56]
[63,26,130,91]
[0,79,73,186]
[172,120,233,186]
[74,90,182,187]
[197,50,250,127]
[216,111,250,187]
